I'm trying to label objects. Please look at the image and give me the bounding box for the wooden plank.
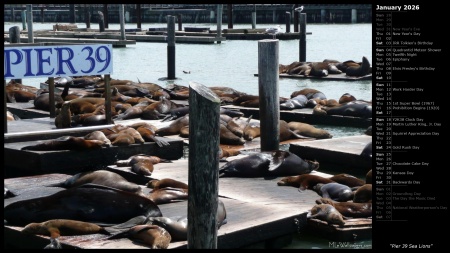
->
[254,73,372,81]
[307,218,372,242]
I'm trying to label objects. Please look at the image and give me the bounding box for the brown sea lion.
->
[82,114,112,126]
[141,97,176,120]
[226,116,252,138]
[113,100,152,120]
[146,178,188,190]
[366,169,372,184]
[338,93,357,104]
[22,219,110,249]
[6,110,20,121]
[65,97,106,114]
[148,187,189,205]
[280,120,312,141]
[308,62,329,77]
[288,63,311,75]
[312,183,354,202]
[108,224,171,249]
[47,170,144,196]
[84,131,112,147]
[315,198,372,218]
[345,56,371,76]
[290,88,323,99]
[329,174,365,188]
[131,160,154,176]
[353,184,372,203]
[34,92,64,111]
[277,174,335,191]
[101,124,130,136]
[179,125,190,137]
[115,154,172,167]
[242,120,261,141]
[287,121,333,139]
[21,136,109,151]
[307,204,345,226]
[129,122,170,147]
[108,127,145,146]
[155,115,189,136]
[220,122,246,145]
[55,101,72,129]
[4,184,163,227]
[219,150,319,178]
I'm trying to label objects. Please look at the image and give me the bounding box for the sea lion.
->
[220,122,246,145]
[287,121,333,139]
[290,88,325,99]
[219,150,319,178]
[141,97,177,120]
[108,224,171,249]
[147,187,189,205]
[277,174,335,191]
[46,170,144,196]
[4,184,163,226]
[22,219,110,249]
[34,92,64,111]
[312,183,354,202]
[280,94,308,110]
[4,187,16,199]
[353,184,372,203]
[313,103,372,119]
[366,169,372,184]
[155,114,190,136]
[84,131,112,147]
[226,116,252,138]
[364,126,372,136]
[338,93,357,104]
[307,204,345,226]
[115,154,172,167]
[345,56,371,76]
[329,174,365,188]
[108,127,145,146]
[242,121,261,141]
[315,198,372,218]
[7,110,20,121]
[128,122,170,147]
[288,63,311,75]
[280,120,312,141]
[113,100,151,120]
[146,178,188,190]
[54,101,72,129]
[361,141,372,159]
[21,136,110,151]
[161,106,190,122]
[220,108,245,118]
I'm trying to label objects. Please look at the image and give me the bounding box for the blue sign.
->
[4,44,113,79]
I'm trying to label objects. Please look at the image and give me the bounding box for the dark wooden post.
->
[119,4,126,40]
[69,4,76,23]
[216,4,223,44]
[187,81,221,249]
[40,6,44,23]
[26,4,34,43]
[285,12,291,33]
[251,4,256,29]
[227,4,233,29]
[299,13,307,62]
[21,10,26,30]
[85,4,91,28]
[103,4,109,28]
[4,79,7,133]
[293,4,299,32]
[136,4,141,29]
[167,15,176,80]
[104,75,112,124]
[98,11,105,32]
[258,39,280,151]
[178,14,182,31]
[9,26,21,43]
[11,8,15,22]
[48,77,56,118]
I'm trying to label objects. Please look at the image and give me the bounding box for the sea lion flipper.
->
[290,130,313,139]
[44,237,62,249]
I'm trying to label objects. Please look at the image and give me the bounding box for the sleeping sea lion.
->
[146,178,188,190]
[329,174,365,188]
[21,136,110,151]
[107,225,171,249]
[277,174,335,191]
[315,198,372,218]
[312,183,354,202]
[287,121,333,139]
[307,204,345,226]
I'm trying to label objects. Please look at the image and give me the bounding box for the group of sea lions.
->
[4,168,228,249]
[279,56,372,77]
[277,169,373,226]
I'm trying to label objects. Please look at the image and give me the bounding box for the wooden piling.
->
[227,4,233,29]
[40,6,44,23]
[251,10,256,29]
[216,4,223,44]
[21,10,26,30]
[69,4,76,23]
[299,13,307,62]
[103,4,109,28]
[285,12,291,33]
[258,40,280,151]
[85,4,91,28]
[119,5,126,41]
[48,77,56,118]
[26,5,34,43]
[167,15,176,80]
[98,11,105,32]
[104,74,112,124]
[293,4,299,32]
[136,4,141,29]
[8,26,21,44]
[11,8,15,22]
[178,14,182,31]
[187,81,221,249]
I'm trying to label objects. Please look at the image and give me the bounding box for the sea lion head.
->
[306,159,320,172]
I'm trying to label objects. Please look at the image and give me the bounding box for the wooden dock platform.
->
[4,155,371,249]
[221,105,372,128]
[254,73,372,81]
[4,35,136,48]
[289,135,372,171]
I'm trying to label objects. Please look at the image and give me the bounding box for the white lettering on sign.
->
[4,44,113,79]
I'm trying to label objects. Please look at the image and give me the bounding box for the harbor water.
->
[4,21,372,249]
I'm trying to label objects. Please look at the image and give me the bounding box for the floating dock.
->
[221,105,372,128]
[4,155,371,249]
[289,135,371,171]
[254,73,372,81]
[3,35,136,47]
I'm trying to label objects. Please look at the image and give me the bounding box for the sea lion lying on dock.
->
[312,183,354,202]
[315,198,372,218]
[107,224,171,249]
[287,121,333,139]
[307,203,345,226]
[329,173,365,188]
[21,136,110,151]
[277,174,335,191]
